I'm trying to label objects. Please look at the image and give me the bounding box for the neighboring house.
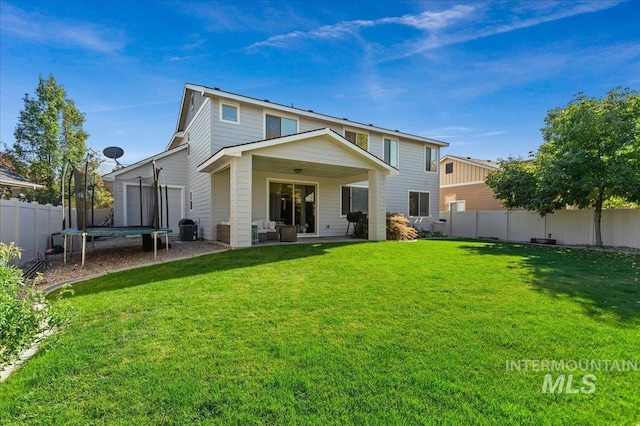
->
[103,83,449,248]
[0,160,44,197]
[439,155,502,212]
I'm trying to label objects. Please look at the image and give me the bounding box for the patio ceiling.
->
[252,155,369,179]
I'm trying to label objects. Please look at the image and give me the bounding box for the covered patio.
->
[198,128,397,248]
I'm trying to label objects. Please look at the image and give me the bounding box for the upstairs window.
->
[409,191,430,217]
[265,113,297,139]
[220,102,239,124]
[384,138,399,168]
[445,162,453,174]
[425,147,437,172]
[344,130,369,150]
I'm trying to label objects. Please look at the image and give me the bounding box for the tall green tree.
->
[7,75,88,204]
[486,87,640,247]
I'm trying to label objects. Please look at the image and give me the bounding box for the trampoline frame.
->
[61,158,173,268]
[61,227,172,268]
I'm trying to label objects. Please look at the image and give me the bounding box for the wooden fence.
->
[439,209,640,249]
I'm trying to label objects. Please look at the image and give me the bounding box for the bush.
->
[386,212,418,241]
[0,243,69,367]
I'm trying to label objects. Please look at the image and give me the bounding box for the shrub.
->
[386,212,418,241]
[415,228,433,238]
[0,242,69,367]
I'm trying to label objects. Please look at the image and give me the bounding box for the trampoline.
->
[61,226,172,268]
[61,156,173,268]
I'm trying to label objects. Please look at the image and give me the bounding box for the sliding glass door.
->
[269,181,317,235]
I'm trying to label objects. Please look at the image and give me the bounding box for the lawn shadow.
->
[50,241,369,299]
[459,241,640,324]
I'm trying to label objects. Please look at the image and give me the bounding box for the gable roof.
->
[0,164,44,190]
[171,83,449,151]
[102,144,188,180]
[440,155,500,171]
[197,127,398,176]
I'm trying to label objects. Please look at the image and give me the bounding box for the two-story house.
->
[103,83,449,248]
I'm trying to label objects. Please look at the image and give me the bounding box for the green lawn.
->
[1,240,639,424]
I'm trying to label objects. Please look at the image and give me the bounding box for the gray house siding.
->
[110,148,187,234]
[386,140,440,218]
[184,92,206,130]
[185,98,213,239]
[212,168,230,239]
[211,100,263,152]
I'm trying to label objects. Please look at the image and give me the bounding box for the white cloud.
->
[247,1,624,62]
[248,5,475,50]
[379,5,476,30]
[0,3,126,53]
[381,1,625,61]
[85,100,175,114]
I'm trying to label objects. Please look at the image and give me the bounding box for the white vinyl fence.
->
[1,199,64,265]
[439,209,640,249]
[0,198,112,265]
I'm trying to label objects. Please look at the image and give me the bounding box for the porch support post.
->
[229,154,253,248]
[367,169,387,241]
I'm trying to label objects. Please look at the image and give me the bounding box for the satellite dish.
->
[103,146,124,169]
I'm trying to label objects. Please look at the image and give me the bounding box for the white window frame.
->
[448,200,465,212]
[340,185,369,217]
[220,100,240,124]
[425,146,438,173]
[343,128,369,151]
[408,190,431,217]
[383,136,399,168]
[263,110,299,139]
[189,190,193,211]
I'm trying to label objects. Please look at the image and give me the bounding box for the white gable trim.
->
[103,144,188,181]
[197,128,398,175]
[440,155,500,171]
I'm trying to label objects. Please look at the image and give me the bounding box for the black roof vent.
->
[214,87,220,91]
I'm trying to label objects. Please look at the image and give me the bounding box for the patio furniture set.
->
[216,220,297,245]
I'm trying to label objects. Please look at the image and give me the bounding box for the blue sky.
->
[1,1,638,169]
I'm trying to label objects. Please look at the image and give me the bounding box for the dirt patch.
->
[33,236,228,291]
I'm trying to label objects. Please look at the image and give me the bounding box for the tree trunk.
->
[594,188,604,247]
